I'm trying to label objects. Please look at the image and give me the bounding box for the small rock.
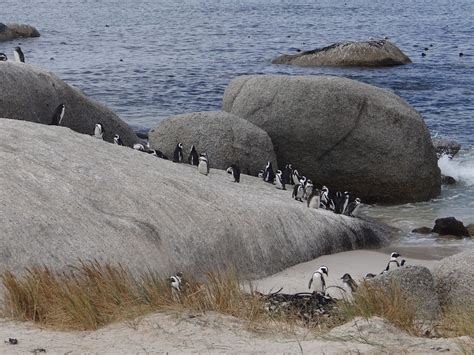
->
[467,224,474,237]
[412,226,432,234]
[432,217,470,237]
[432,138,461,158]
[441,175,456,185]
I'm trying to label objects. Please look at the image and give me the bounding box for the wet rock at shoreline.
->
[0,62,137,146]
[432,138,461,158]
[432,217,470,238]
[272,40,411,67]
[222,75,441,203]
[441,175,456,185]
[0,23,40,42]
[467,224,474,237]
[411,227,432,234]
[149,111,277,175]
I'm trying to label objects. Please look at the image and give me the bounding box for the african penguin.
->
[49,104,66,126]
[385,252,401,272]
[307,188,321,209]
[94,123,105,139]
[282,164,293,185]
[170,272,183,300]
[308,266,328,294]
[257,169,264,179]
[343,198,361,217]
[113,134,123,146]
[14,46,25,63]
[303,179,313,200]
[152,149,168,159]
[188,145,199,166]
[320,186,330,208]
[341,273,358,295]
[292,169,301,185]
[134,143,147,151]
[333,191,345,214]
[263,161,275,183]
[342,191,350,215]
[0,53,7,61]
[173,143,184,163]
[292,180,305,202]
[226,164,241,183]
[400,259,406,266]
[198,153,209,175]
[275,170,286,190]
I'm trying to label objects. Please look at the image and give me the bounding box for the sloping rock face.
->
[222,75,440,203]
[0,23,40,42]
[0,119,390,278]
[0,62,137,146]
[149,111,277,174]
[371,266,441,320]
[272,40,411,67]
[431,250,474,308]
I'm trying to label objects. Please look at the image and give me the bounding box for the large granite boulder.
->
[222,75,440,203]
[0,61,137,146]
[432,217,470,238]
[0,119,390,278]
[431,250,474,308]
[149,111,277,175]
[371,266,441,320]
[272,40,411,67]
[0,23,40,42]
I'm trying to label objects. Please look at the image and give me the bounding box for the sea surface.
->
[2,0,473,257]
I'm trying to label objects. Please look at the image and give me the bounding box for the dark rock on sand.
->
[222,75,440,203]
[432,138,461,158]
[149,111,277,175]
[432,217,470,238]
[272,40,411,67]
[0,119,391,278]
[441,175,456,185]
[411,227,432,234]
[0,23,40,42]
[0,61,137,146]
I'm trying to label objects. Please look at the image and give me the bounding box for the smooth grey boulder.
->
[149,111,277,175]
[371,266,441,320]
[0,61,137,146]
[272,40,411,67]
[432,138,461,158]
[431,250,474,308]
[0,23,40,42]
[0,119,390,278]
[222,75,440,203]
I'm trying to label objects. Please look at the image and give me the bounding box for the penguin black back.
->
[188,145,199,166]
[49,103,66,126]
[173,143,184,163]
[14,46,25,63]
[0,53,7,61]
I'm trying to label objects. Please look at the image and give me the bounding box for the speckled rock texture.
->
[0,23,40,42]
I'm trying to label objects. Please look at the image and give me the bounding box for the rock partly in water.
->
[431,250,474,308]
[441,175,456,185]
[0,23,40,42]
[222,75,440,203]
[432,217,470,238]
[411,227,433,234]
[0,119,391,277]
[149,111,277,174]
[432,138,461,158]
[272,40,411,67]
[467,224,474,237]
[0,62,137,146]
[371,266,441,320]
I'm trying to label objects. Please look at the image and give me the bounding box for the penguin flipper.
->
[308,277,313,290]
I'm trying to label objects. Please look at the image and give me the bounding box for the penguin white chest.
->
[310,274,324,293]
[308,195,320,209]
[198,160,208,175]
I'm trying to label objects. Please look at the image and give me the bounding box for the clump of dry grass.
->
[438,305,474,337]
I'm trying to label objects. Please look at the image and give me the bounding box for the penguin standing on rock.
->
[226,164,241,183]
[342,191,350,214]
[133,143,146,151]
[152,149,168,159]
[188,145,199,166]
[303,179,313,200]
[14,46,25,63]
[292,169,301,185]
[113,134,123,146]
[333,191,345,214]
[94,123,105,139]
[343,198,361,217]
[49,104,66,126]
[320,186,330,208]
[263,162,275,183]
[198,153,210,175]
[308,266,328,294]
[384,252,402,272]
[292,179,305,202]
[282,164,293,185]
[173,143,184,163]
[275,170,286,190]
[307,188,321,209]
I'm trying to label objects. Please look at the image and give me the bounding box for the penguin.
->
[275,170,286,190]
[307,188,321,209]
[385,252,401,272]
[152,149,168,160]
[400,259,406,266]
[333,191,346,214]
[343,198,361,217]
[292,179,305,202]
[320,186,330,208]
[281,164,293,185]
[342,191,350,215]
[197,153,209,175]
[173,143,184,163]
[263,161,275,183]
[14,46,25,63]
[303,179,313,200]
[341,273,358,295]
[226,164,241,183]
[292,169,301,185]
[188,145,199,166]
[170,272,183,300]
[133,143,146,151]
[94,123,105,139]
[49,104,66,126]
[0,53,7,61]
[257,169,264,179]
[113,134,123,146]
[308,266,328,294]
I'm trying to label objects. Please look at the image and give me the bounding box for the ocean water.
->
[1,0,473,255]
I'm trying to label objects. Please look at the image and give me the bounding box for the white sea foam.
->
[438,152,474,186]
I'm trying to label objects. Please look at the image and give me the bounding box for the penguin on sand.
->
[49,103,66,126]
[384,252,402,272]
[173,143,184,163]
[343,198,361,217]
[94,123,105,139]
[14,46,25,63]
[307,188,321,209]
[263,161,275,183]
[226,164,241,183]
[341,273,358,296]
[308,266,329,294]
[188,145,199,166]
[275,170,286,190]
[198,153,210,175]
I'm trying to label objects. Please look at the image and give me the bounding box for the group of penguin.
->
[0,46,25,62]
[309,251,406,297]
[258,162,361,217]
